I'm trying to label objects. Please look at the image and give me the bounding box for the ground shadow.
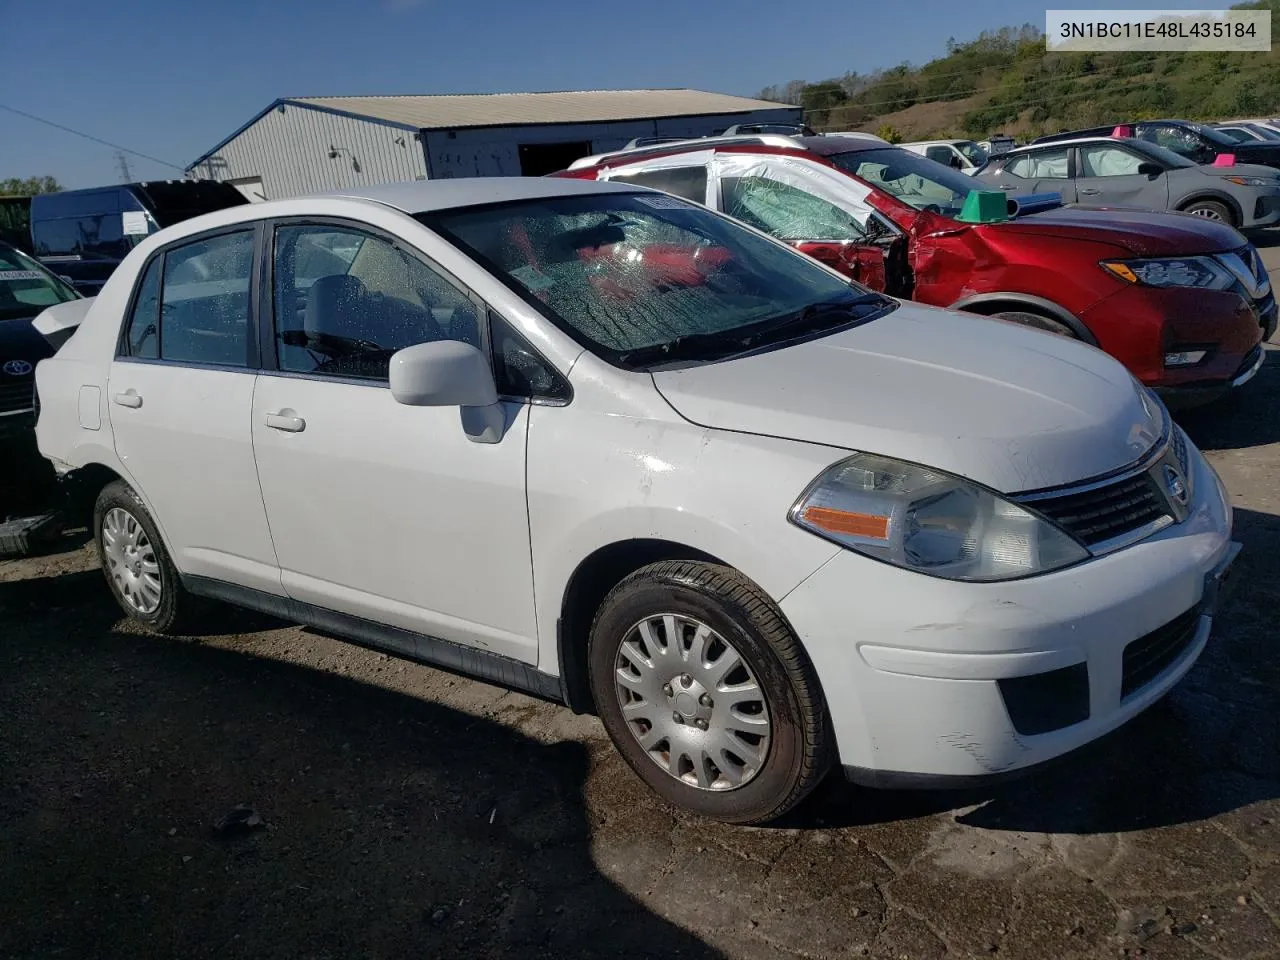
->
[1177,345,1280,452]
[794,506,1280,836]
[0,576,723,959]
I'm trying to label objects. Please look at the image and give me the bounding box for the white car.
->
[32,177,1238,824]
[900,139,991,174]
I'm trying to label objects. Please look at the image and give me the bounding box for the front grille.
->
[1121,605,1202,698]
[1025,471,1169,547]
[0,381,35,415]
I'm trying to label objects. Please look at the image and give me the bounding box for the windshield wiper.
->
[735,293,892,349]
[616,293,892,369]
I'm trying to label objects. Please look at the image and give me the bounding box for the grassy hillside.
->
[758,0,1280,140]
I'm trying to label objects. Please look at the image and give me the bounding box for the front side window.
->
[720,175,868,242]
[119,230,254,367]
[956,141,989,166]
[422,191,891,369]
[606,165,708,204]
[272,224,480,380]
[924,146,955,165]
[0,243,78,322]
[829,147,977,218]
[1079,145,1146,177]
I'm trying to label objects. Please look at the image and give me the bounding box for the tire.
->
[93,480,205,635]
[587,560,832,824]
[991,310,1078,339]
[1181,199,1235,226]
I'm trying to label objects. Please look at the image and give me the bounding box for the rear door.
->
[710,155,894,291]
[108,224,280,593]
[994,146,1077,201]
[1074,142,1170,209]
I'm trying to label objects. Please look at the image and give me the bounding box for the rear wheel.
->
[587,560,832,824]
[93,480,204,634]
[1181,199,1234,226]
[990,310,1078,339]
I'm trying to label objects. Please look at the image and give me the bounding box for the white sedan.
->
[32,177,1237,823]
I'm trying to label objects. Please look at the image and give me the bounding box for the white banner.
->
[1046,9,1271,51]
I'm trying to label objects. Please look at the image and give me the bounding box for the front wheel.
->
[587,561,832,824]
[991,310,1078,338]
[1182,199,1234,226]
[93,480,204,634]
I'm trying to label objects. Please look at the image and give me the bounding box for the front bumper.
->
[0,406,36,442]
[1242,192,1280,229]
[779,441,1234,785]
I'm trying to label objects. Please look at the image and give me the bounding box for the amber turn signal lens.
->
[800,506,889,540]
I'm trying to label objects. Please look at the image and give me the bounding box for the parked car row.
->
[555,132,1273,403]
[27,176,1239,824]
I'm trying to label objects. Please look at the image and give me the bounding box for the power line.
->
[0,102,185,171]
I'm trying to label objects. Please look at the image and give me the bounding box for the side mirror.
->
[389,340,497,408]
[1137,162,1163,177]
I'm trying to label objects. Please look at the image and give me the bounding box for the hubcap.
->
[613,614,771,791]
[101,507,162,615]
[1190,207,1224,221]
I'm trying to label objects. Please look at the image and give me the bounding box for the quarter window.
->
[120,256,162,359]
[271,225,481,381]
[606,166,709,204]
[720,176,867,242]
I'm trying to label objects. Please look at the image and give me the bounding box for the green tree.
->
[875,124,904,143]
[799,81,848,126]
[0,176,61,196]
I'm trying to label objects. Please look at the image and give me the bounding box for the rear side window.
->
[925,146,954,165]
[118,230,255,366]
[1006,148,1070,179]
[606,166,709,204]
[720,176,868,242]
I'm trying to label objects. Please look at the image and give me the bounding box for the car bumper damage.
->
[780,441,1236,787]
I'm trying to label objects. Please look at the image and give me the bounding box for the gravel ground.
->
[3,248,1280,960]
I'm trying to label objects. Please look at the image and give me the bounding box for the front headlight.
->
[1223,176,1277,187]
[789,454,1089,582]
[1100,256,1234,290]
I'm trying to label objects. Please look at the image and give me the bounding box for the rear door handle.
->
[112,391,142,409]
[265,412,306,433]
[1079,188,1101,196]
[999,184,1015,190]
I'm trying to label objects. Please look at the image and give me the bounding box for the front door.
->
[997,146,1077,202]
[250,221,538,662]
[107,226,280,593]
[1073,142,1170,209]
[711,157,893,291]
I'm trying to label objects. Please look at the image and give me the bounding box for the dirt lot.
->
[4,256,1280,960]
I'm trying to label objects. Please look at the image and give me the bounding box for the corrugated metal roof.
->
[290,89,792,130]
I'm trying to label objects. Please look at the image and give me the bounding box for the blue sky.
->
[2,0,1181,188]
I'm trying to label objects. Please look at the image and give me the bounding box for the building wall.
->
[422,109,802,178]
[186,103,427,200]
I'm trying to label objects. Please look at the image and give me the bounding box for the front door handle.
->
[112,391,142,409]
[265,412,306,433]
[999,183,1015,190]
[1079,188,1101,196]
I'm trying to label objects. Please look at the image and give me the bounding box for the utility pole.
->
[115,150,133,183]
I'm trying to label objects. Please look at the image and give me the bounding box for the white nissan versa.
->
[32,178,1237,824]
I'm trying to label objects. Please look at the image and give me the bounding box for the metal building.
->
[185,89,801,201]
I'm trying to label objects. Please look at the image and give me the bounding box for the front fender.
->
[526,402,843,674]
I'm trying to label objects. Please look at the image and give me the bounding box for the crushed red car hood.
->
[984,206,1243,257]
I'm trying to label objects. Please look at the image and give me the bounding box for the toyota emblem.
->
[2,359,33,377]
[1163,464,1189,506]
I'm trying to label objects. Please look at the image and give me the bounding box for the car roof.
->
[322,176,635,213]
[1002,136,1138,153]
[792,135,893,156]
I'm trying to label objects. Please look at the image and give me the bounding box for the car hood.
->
[1217,141,1280,166]
[1195,161,1280,180]
[986,205,1243,256]
[0,314,54,365]
[651,304,1163,494]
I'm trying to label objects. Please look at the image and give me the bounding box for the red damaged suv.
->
[556,134,1274,402]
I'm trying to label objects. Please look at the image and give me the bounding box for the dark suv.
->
[30,180,247,296]
[1034,120,1280,171]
